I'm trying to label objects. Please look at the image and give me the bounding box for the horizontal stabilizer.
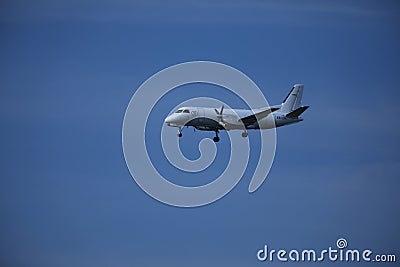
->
[286,106,309,118]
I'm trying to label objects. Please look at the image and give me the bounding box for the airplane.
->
[164,84,309,142]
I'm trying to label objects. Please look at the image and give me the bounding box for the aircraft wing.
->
[239,106,280,126]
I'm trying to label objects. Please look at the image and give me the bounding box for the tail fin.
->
[280,84,304,113]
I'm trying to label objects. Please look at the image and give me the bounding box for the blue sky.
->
[1,1,399,266]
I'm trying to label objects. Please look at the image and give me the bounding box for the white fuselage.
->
[164,106,302,131]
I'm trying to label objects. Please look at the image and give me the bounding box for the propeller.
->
[214,105,224,116]
[214,105,226,127]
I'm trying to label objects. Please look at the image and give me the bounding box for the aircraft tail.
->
[280,84,304,113]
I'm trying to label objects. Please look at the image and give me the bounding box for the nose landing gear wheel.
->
[241,131,248,138]
[177,126,182,138]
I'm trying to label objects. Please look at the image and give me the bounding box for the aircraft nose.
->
[164,115,172,124]
[164,114,181,126]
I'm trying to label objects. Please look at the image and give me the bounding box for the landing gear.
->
[241,131,248,138]
[213,130,220,142]
[177,127,182,138]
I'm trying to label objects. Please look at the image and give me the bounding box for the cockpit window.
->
[175,109,189,113]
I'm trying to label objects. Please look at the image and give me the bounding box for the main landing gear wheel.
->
[241,131,248,138]
[177,133,182,138]
[213,130,220,143]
